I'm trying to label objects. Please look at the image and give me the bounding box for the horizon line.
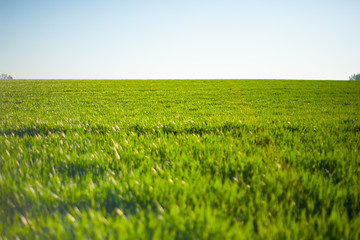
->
[3,78,349,81]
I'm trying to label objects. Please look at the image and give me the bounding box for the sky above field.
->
[0,0,359,80]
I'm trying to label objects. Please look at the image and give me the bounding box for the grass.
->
[0,79,359,239]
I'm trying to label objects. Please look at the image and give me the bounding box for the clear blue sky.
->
[0,0,359,79]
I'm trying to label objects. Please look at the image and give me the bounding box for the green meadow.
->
[0,80,359,239]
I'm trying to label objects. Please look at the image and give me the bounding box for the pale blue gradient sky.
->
[0,0,359,79]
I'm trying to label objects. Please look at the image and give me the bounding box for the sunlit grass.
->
[1,80,359,239]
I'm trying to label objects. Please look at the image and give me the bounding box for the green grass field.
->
[1,80,359,239]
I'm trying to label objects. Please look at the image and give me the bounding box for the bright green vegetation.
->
[1,80,359,239]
